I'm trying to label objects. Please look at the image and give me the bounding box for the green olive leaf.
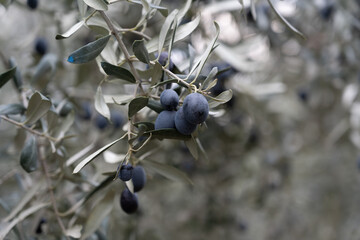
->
[101,62,136,83]
[147,99,164,113]
[24,92,52,125]
[208,89,233,108]
[192,22,220,82]
[151,62,163,86]
[143,129,191,140]
[132,39,150,64]
[81,191,115,240]
[0,66,16,89]
[267,0,305,39]
[67,35,111,64]
[142,159,193,185]
[185,137,198,160]
[95,86,111,120]
[83,0,108,11]
[73,136,126,174]
[158,9,178,55]
[56,21,85,40]
[201,66,218,90]
[20,136,38,173]
[9,57,22,91]
[128,97,149,118]
[146,15,200,53]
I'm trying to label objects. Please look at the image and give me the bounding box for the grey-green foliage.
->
[67,35,111,64]
[20,136,38,173]
[0,0,242,238]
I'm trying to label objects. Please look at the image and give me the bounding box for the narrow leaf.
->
[177,0,191,23]
[83,0,108,11]
[201,67,218,90]
[84,176,114,202]
[73,137,125,173]
[103,151,126,164]
[188,44,196,72]
[51,111,75,139]
[140,0,150,12]
[146,15,200,53]
[58,176,114,217]
[103,94,133,104]
[9,57,22,92]
[196,137,208,161]
[77,0,88,17]
[193,22,220,82]
[185,137,198,160]
[24,92,52,125]
[100,62,136,83]
[81,191,115,240]
[66,142,95,167]
[95,86,111,120]
[67,35,111,64]
[0,104,26,115]
[56,21,84,40]
[0,67,16,89]
[142,159,193,185]
[143,129,191,140]
[250,0,256,21]
[3,180,44,222]
[158,10,178,55]
[137,68,154,80]
[167,17,178,66]
[208,89,233,108]
[133,121,155,131]
[132,40,150,64]
[125,180,134,193]
[204,78,218,92]
[146,99,164,113]
[128,97,149,118]
[267,0,305,39]
[151,62,163,86]
[20,136,38,173]
[128,0,168,16]
[0,202,50,239]
[86,13,110,32]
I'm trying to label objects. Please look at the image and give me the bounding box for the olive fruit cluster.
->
[155,89,209,135]
[118,164,147,214]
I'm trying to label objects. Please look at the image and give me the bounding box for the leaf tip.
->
[73,168,80,174]
[67,55,74,63]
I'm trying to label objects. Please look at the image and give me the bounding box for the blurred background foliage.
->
[1,0,360,239]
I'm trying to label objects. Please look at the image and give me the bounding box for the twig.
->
[38,141,69,240]
[162,67,211,95]
[115,27,151,40]
[162,67,191,88]
[0,116,58,142]
[99,11,145,95]
[0,169,17,185]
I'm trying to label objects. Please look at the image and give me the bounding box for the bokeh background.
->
[1,0,360,239]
